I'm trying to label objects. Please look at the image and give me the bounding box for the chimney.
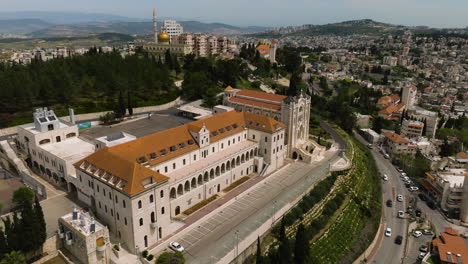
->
[69,108,75,124]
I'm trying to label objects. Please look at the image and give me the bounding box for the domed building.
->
[158,30,170,44]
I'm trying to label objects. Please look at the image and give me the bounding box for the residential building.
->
[432,228,468,264]
[376,94,400,109]
[73,110,288,253]
[256,40,277,63]
[401,119,424,139]
[162,20,183,41]
[58,208,110,264]
[382,132,417,157]
[407,109,439,139]
[402,85,417,110]
[378,103,405,120]
[16,108,95,190]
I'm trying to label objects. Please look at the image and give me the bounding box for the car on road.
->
[409,186,419,192]
[394,235,403,245]
[385,228,392,237]
[419,245,428,253]
[413,231,423,238]
[397,168,403,173]
[384,154,390,159]
[382,174,388,181]
[418,193,428,201]
[405,183,411,188]
[418,252,427,260]
[367,144,373,149]
[426,200,436,210]
[398,211,405,218]
[397,194,404,202]
[401,172,407,177]
[169,241,184,252]
[423,229,434,236]
[386,200,393,207]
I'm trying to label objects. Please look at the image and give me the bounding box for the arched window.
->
[160,190,164,198]
[139,218,143,226]
[161,207,165,215]
[216,166,220,176]
[151,212,155,222]
[175,206,181,216]
[210,169,215,179]
[170,188,176,199]
[221,163,225,174]
[191,178,197,188]
[149,195,154,203]
[177,184,183,195]
[198,174,203,185]
[138,200,142,209]
[184,181,190,192]
[204,172,209,182]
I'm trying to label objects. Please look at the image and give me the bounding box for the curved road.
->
[355,133,410,264]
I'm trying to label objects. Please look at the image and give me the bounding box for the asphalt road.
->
[355,133,410,264]
[179,123,346,264]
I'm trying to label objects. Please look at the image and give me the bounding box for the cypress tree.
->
[255,237,263,264]
[422,118,427,136]
[294,224,309,264]
[34,198,47,250]
[19,202,36,252]
[0,228,8,259]
[278,218,292,264]
[127,90,133,116]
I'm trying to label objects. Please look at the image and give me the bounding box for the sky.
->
[2,0,468,28]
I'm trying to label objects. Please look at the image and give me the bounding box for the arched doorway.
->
[175,206,180,216]
[292,152,298,160]
[68,182,78,198]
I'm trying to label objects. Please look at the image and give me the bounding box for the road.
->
[176,123,346,264]
[355,133,410,264]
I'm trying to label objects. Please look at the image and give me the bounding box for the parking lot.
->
[404,229,433,264]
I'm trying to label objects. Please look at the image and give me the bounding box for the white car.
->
[410,186,419,192]
[382,174,388,181]
[397,194,403,202]
[384,154,390,159]
[169,241,184,252]
[401,172,407,177]
[413,231,423,238]
[418,252,427,260]
[385,227,392,237]
[398,211,405,218]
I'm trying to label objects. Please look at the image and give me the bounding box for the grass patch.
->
[223,176,250,192]
[183,195,218,216]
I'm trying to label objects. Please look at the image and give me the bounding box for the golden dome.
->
[158,30,170,42]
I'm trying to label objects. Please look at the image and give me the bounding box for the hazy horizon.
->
[1,0,467,28]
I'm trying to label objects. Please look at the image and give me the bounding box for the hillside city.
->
[0,5,467,264]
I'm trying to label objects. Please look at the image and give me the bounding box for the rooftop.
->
[236,89,287,103]
[60,208,104,237]
[41,137,95,164]
[433,227,468,264]
[20,120,71,134]
[384,132,410,144]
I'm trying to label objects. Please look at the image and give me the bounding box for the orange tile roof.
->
[229,97,282,111]
[225,85,234,91]
[236,90,287,103]
[256,44,271,51]
[433,228,468,264]
[390,94,400,102]
[75,111,285,196]
[384,132,410,144]
[408,122,424,128]
[457,152,468,159]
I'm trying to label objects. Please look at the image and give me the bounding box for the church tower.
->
[153,8,158,43]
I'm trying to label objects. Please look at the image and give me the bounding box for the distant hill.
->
[28,21,266,37]
[0,19,53,34]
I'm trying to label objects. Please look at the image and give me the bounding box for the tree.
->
[0,228,8,259]
[34,197,46,251]
[277,218,292,263]
[164,50,173,70]
[288,73,300,96]
[256,237,263,264]
[422,118,427,136]
[114,91,126,118]
[12,187,34,207]
[127,90,133,116]
[156,252,185,264]
[294,224,309,264]
[382,74,389,85]
[18,202,36,252]
[0,251,26,264]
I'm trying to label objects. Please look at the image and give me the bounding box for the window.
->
[117,213,120,220]
[164,166,168,173]
[151,212,155,222]
[183,159,186,165]
[161,207,165,214]
[238,136,240,141]
[97,185,100,192]
[79,175,82,182]
[138,200,142,209]
[221,143,224,149]
[103,189,106,196]
[264,149,267,154]
[111,209,113,216]
[47,124,54,131]
[228,140,230,146]
[265,137,268,142]
[150,195,154,203]
[123,200,126,208]
[139,218,143,226]
[160,190,164,198]
[194,154,197,161]
[109,192,111,200]
[105,205,107,213]
[56,136,61,142]
[99,202,101,208]
[124,218,127,225]
[253,135,256,140]
[173,163,176,169]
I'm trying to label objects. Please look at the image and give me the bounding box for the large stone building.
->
[402,85,417,110]
[73,110,287,252]
[223,87,314,161]
[401,119,424,139]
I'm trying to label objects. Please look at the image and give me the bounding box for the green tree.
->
[164,50,173,70]
[127,90,133,116]
[294,224,309,264]
[114,91,126,118]
[255,237,263,264]
[0,228,8,259]
[156,252,185,264]
[278,218,292,264]
[34,198,47,251]
[12,187,34,207]
[19,202,36,252]
[0,251,26,264]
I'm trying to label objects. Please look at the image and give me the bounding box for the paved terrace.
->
[166,140,258,183]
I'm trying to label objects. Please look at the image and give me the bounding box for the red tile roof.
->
[229,97,282,111]
[432,228,468,264]
[384,132,410,144]
[236,90,287,103]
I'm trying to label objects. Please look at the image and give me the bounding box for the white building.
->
[16,108,95,190]
[58,208,110,264]
[402,85,417,110]
[73,110,287,253]
[162,20,183,41]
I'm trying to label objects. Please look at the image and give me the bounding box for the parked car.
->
[401,172,407,177]
[385,228,392,237]
[415,209,422,217]
[413,231,423,238]
[418,193,428,201]
[396,168,403,173]
[384,154,390,159]
[418,252,427,260]
[397,195,404,202]
[419,245,428,252]
[382,174,388,181]
[367,144,374,149]
[387,200,393,207]
[395,235,403,245]
[423,229,434,236]
[409,186,419,192]
[427,200,436,210]
[405,183,411,188]
[169,241,184,252]
[398,211,405,218]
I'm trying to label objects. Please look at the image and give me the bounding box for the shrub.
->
[146,254,154,261]
[142,250,148,258]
